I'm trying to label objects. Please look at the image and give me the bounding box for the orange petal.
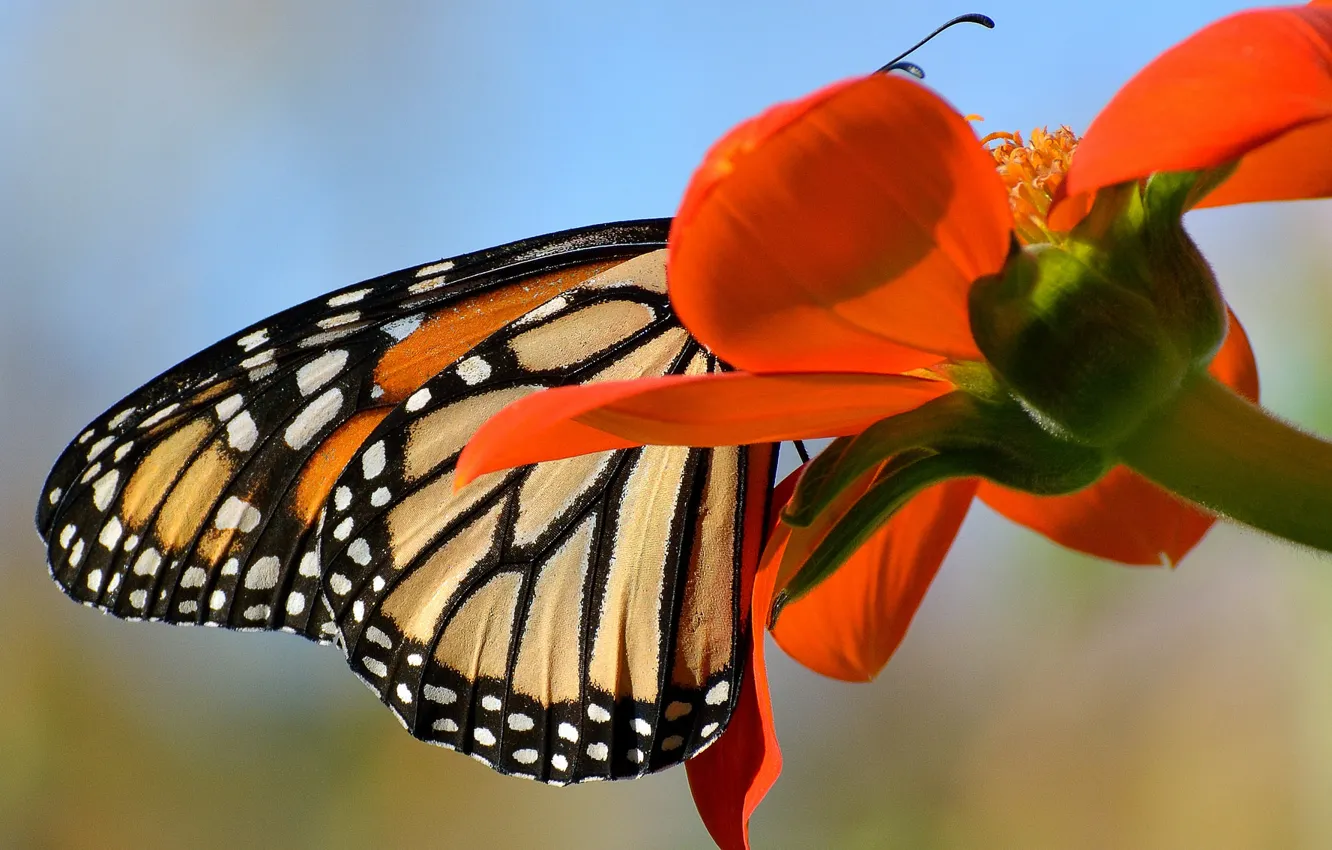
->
[1063,4,1332,212]
[978,309,1259,565]
[686,446,783,850]
[771,478,977,682]
[669,74,1011,373]
[456,371,953,485]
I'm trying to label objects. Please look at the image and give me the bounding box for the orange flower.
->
[458,4,1332,848]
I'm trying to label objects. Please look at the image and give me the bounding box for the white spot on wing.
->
[48,487,62,505]
[180,566,207,588]
[214,496,262,533]
[59,524,76,548]
[91,470,120,511]
[87,435,115,462]
[85,568,103,592]
[551,754,569,771]
[68,539,85,566]
[705,681,730,706]
[240,350,274,370]
[633,718,652,736]
[586,742,609,761]
[317,311,359,330]
[298,551,319,577]
[508,713,535,732]
[237,329,268,351]
[423,684,457,704]
[285,591,306,615]
[395,683,413,703]
[129,589,148,610]
[473,728,497,747]
[132,547,161,576]
[415,260,454,278]
[138,403,179,430]
[244,556,281,590]
[433,718,459,733]
[455,356,491,385]
[333,517,354,540]
[382,315,422,340]
[228,411,258,451]
[557,722,579,742]
[208,590,227,610]
[405,387,431,412]
[334,486,352,511]
[362,441,386,479]
[296,349,349,396]
[514,748,538,764]
[481,695,502,712]
[365,626,393,649]
[328,574,352,595]
[348,538,371,566]
[587,704,611,723]
[284,388,343,449]
[215,394,244,421]
[370,487,391,507]
[363,657,388,678]
[328,288,371,307]
[108,407,138,429]
[243,604,271,621]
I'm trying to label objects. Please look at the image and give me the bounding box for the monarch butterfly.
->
[35,218,791,784]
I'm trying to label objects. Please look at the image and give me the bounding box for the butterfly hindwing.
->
[317,251,777,782]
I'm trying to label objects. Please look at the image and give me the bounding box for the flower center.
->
[982,126,1079,246]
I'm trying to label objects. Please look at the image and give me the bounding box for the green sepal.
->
[969,172,1227,447]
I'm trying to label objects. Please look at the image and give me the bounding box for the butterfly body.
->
[37,219,778,784]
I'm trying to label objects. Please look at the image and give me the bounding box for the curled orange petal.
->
[978,309,1258,565]
[456,371,953,486]
[670,74,1011,373]
[772,478,976,682]
[1062,4,1332,215]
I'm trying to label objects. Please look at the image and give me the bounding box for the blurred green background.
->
[3,2,1332,848]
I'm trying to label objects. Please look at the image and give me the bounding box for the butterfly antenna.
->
[793,440,812,464]
[877,12,995,76]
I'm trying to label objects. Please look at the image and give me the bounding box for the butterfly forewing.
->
[37,219,674,642]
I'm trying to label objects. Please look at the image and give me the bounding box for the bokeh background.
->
[3,2,1332,848]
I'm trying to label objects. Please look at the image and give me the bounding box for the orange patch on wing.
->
[373,260,621,402]
[291,409,392,525]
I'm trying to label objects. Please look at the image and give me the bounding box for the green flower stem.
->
[1119,371,1332,554]
[771,450,981,624]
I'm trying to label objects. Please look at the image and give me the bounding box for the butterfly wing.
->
[36,219,675,641]
[316,249,777,781]
[36,219,778,783]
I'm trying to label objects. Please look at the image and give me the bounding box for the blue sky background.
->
[3,3,1332,848]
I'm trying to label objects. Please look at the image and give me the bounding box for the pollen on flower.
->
[982,126,1080,245]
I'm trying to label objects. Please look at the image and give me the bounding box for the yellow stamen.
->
[984,126,1079,245]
